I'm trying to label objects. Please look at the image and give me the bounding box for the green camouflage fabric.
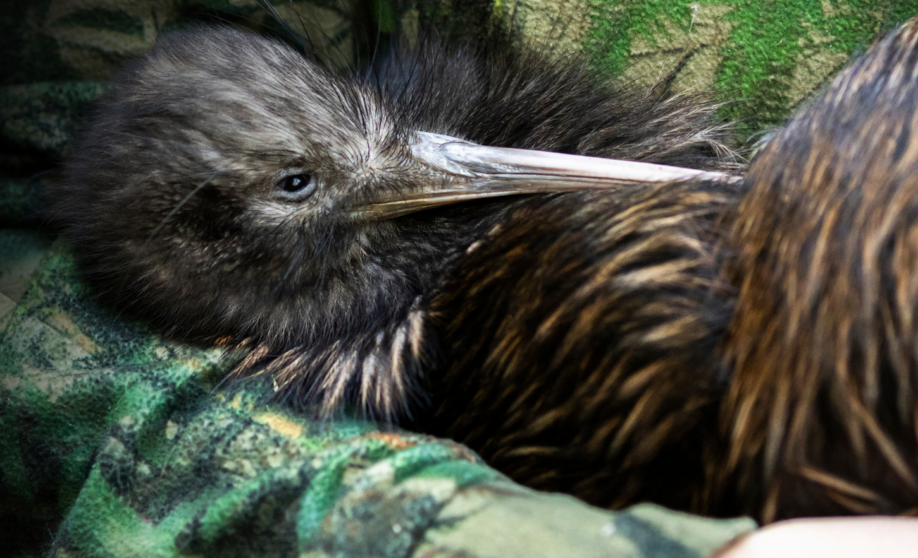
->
[2,1,916,557]
[1,236,755,557]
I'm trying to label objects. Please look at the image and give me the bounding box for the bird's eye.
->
[275,174,316,201]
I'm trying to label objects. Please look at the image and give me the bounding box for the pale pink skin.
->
[715,518,918,558]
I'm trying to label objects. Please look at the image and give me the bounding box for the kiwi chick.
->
[50,22,734,422]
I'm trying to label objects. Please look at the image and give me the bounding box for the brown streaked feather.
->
[719,18,918,522]
[425,18,918,522]
[427,182,738,513]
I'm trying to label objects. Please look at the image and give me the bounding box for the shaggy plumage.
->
[427,18,918,521]
[50,22,732,422]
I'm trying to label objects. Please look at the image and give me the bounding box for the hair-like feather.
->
[50,12,734,424]
[720,21,918,520]
[426,18,918,521]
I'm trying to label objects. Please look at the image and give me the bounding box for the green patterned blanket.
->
[1,1,914,556]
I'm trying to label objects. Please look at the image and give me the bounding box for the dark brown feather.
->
[720,19,918,520]
[49,19,734,422]
[425,18,918,522]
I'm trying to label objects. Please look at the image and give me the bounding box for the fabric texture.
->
[1,1,913,557]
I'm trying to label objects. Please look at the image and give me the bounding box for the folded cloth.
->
[0,231,754,557]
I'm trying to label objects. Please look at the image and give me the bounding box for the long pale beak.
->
[351,132,742,219]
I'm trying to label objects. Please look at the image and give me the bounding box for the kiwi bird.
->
[427,19,918,521]
[49,3,918,524]
[50,21,734,419]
